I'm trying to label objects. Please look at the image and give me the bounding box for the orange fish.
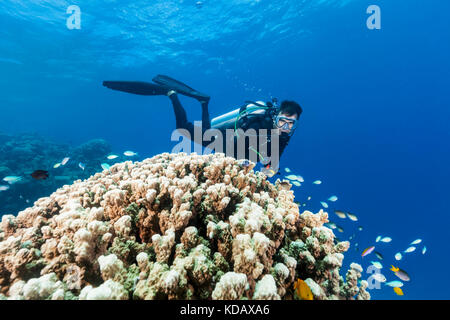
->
[393,287,404,296]
[293,279,313,300]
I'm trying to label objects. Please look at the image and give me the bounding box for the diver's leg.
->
[169,92,193,132]
[169,92,214,147]
[200,100,211,130]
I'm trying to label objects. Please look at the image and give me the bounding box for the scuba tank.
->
[211,98,279,131]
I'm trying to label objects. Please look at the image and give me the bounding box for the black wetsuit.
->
[169,94,290,168]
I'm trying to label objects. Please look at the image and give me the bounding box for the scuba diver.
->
[103,75,302,177]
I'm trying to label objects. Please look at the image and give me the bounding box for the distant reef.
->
[0,152,370,300]
[0,132,114,215]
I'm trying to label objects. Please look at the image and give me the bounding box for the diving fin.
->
[152,74,210,102]
[102,81,169,96]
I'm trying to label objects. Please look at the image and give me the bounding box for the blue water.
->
[1,0,449,299]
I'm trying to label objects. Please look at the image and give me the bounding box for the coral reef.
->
[0,152,370,300]
[0,132,112,215]
[72,139,112,161]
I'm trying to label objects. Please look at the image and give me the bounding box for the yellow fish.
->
[390,265,399,272]
[393,287,404,296]
[293,279,313,300]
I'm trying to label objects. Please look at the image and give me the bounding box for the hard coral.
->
[0,153,369,300]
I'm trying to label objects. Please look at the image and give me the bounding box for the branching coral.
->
[0,152,369,300]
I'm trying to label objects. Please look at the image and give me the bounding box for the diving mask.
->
[274,115,298,135]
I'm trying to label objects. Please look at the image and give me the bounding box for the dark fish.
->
[31,170,49,180]
[395,269,410,281]
[391,265,411,281]
[375,251,383,260]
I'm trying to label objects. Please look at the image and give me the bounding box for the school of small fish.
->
[361,234,425,297]
[1,151,136,201]
[285,174,304,184]
[282,167,427,298]
[283,167,425,297]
